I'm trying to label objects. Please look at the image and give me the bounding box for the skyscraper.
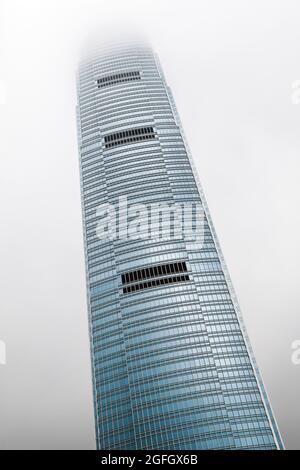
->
[76,42,283,450]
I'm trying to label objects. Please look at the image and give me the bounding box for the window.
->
[121,261,189,294]
[104,127,156,149]
[122,275,190,294]
[97,71,141,89]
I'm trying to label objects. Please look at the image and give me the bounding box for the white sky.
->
[0,0,300,449]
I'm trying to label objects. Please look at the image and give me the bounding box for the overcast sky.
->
[0,0,300,449]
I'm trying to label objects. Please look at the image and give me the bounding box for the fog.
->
[0,0,299,449]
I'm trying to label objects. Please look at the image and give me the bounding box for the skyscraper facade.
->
[76,42,283,450]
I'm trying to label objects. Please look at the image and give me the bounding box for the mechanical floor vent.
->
[97,71,141,89]
[104,127,155,149]
[121,261,189,294]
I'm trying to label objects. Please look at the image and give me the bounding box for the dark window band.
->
[97,71,141,89]
[104,127,155,149]
[121,261,189,294]
[122,261,188,285]
[123,275,190,294]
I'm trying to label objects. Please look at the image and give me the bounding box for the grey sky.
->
[0,0,299,449]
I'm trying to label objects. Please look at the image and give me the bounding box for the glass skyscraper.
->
[76,42,283,450]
